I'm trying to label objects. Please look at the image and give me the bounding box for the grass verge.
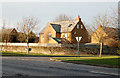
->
[53,56,120,68]
[1,51,89,57]
[1,51,97,57]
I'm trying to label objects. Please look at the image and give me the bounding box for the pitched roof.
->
[0,28,16,34]
[39,19,79,34]
[39,23,49,34]
[50,24,61,32]
[102,27,120,39]
[52,38,62,43]
[51,20,78,32]
[52,38,71,44]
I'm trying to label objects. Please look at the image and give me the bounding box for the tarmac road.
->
[2,56,120,77]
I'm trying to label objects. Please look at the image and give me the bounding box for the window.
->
[77,24,79,29]
[64,33,67,38]
[72,32,76,34]
[42,34,44,39]
[68,24,72,27]
[81,25,83,29]
[49,33,52,39]
[74,32,76,34]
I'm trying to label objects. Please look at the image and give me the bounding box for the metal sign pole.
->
[76,37,82,56]
[78,40,79,56]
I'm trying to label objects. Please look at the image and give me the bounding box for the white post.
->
[78,41,79,56]
[76,37,82,56]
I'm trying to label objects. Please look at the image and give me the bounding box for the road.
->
[2,56,119,77]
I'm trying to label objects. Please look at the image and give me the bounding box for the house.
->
[0,28,18,42]
[91,25,120,45]
[39,16,89,44]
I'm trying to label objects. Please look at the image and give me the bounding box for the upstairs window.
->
[77,24,79,29]
[42,34,44,39]
[49,33,52,39]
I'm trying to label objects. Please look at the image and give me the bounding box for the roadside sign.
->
[76,37,82,42]
[75,36,82,56]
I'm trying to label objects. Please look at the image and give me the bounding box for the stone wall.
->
[0,43,118,55]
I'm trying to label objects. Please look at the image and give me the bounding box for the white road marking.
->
[90,71,119,76]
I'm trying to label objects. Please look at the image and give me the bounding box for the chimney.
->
[77,15,81,21]
[98,24,102,28]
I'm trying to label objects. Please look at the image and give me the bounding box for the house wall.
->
[71,21,89,43]
[39,25,57,43]
[61,32,72,43]
[91,27,107,43]
[39,34,44,43]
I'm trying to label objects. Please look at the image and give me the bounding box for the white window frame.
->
[77,24,79,29]
[64,33,67,38]
[49,33,52,39]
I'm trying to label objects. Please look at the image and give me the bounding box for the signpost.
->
[76,37,82,56]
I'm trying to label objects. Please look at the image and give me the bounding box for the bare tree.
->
[110,7,118,28]
[91,13,112,28]
[17,16,39,53]
[89,13,115,57]
[2,19,6,29]
[54,14,73,22]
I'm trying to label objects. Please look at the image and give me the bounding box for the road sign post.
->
[76,37,82,56]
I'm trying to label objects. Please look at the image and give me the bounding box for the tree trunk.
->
[99,42,102,57]
[27,34,29,54]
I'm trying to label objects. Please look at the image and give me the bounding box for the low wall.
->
[0,43,118,55]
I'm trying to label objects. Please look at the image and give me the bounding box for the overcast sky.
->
[1,2,118,34]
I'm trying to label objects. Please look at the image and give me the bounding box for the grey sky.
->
[2,2,118,34]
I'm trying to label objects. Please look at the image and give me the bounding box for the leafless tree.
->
[17,16,39,53]
[89,12,116,57]
[2,19,6,29]
[54,14,73,22]
[91,13,112,28]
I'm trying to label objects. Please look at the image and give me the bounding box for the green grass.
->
[53,56,120,67]
[1,51,46,56]
[1,51,81,57]
[1,51,60,56]
[1,51,97,57]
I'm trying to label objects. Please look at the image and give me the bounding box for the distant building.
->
[91,25,120,45]
[39,16,89,44]
[0,28,17,42]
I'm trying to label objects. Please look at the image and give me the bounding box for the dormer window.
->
[68,24,72,27]
[77,24,79,29]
